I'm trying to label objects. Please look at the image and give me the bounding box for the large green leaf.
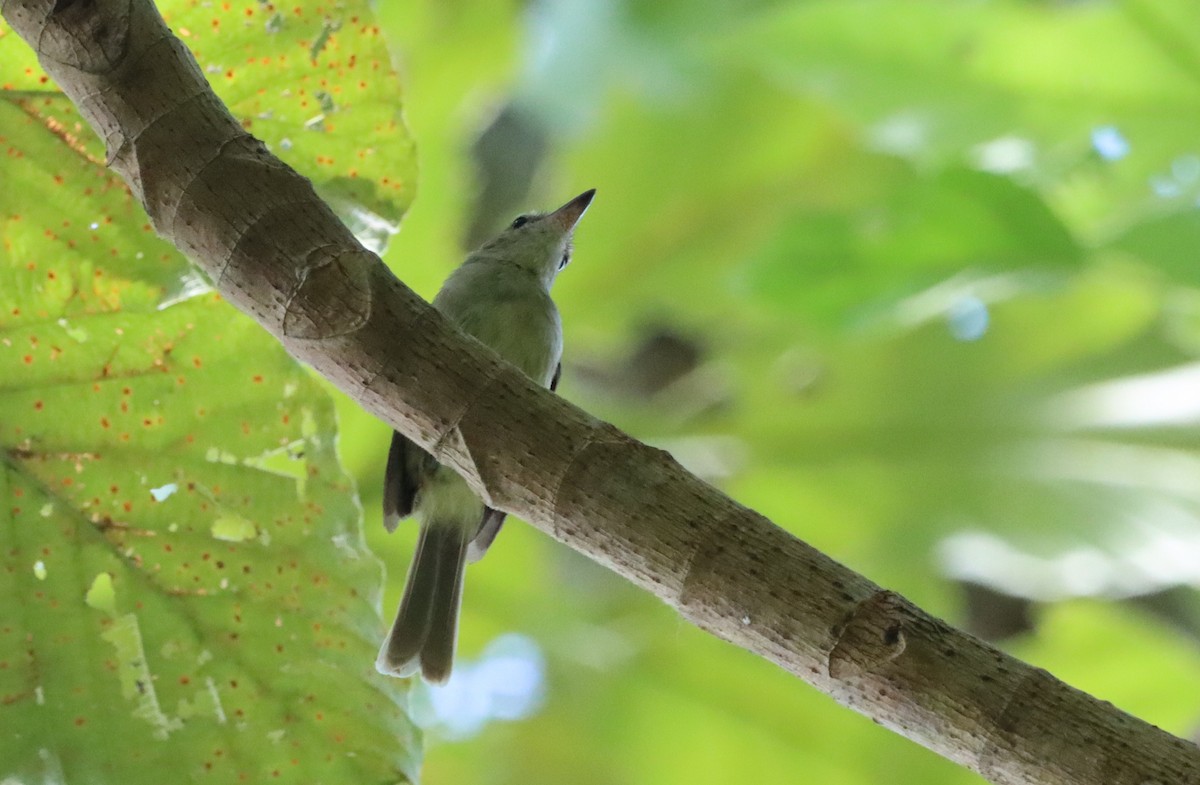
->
[0,0,416,254]
[0,295,418,783]
[0,0,419,781]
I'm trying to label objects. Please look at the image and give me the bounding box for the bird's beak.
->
[548,188,596,232]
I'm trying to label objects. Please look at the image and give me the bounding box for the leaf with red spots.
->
[160,0,417,253]
[0,3,418,784]
[2,0,415,256]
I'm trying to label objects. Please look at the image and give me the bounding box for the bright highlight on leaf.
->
[210,514,258,543]
[84,572,117,615]
[102,613,183,740]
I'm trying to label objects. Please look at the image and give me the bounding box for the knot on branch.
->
[550,429,662,532]
[677,505,747,608]
[282,246,373,339]
[977,666,1114,783]
[828,590,908,679]
[546,430,704,592]
[41,0,130,73]
[426,353,510,495]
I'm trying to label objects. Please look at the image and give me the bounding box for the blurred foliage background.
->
[361,0,1200,783]
[7,0,1200,783]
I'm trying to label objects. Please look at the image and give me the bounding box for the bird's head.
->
[472,189,596,287]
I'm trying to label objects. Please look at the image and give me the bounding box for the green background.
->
[5,0,1200,783]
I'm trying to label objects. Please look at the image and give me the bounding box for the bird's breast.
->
[434,268,562,388]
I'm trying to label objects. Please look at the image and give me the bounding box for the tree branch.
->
[3,0,1197,782]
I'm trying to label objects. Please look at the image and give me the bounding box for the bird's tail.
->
[376,521,470,683]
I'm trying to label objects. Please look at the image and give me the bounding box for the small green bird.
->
[377,189,595,683]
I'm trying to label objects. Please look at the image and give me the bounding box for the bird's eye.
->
[558,251,570,270]
[511,215,531,229]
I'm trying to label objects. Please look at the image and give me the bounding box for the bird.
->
[376,189,595,683]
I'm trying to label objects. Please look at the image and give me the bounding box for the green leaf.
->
[0,1,419,782]
[1107,210,1200,287]
[2,0,416,255]
[0,293,418,783]
[743,165,1084,325]
[156,0,419,248]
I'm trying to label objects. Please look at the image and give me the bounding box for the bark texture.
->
[3,1,1198,782]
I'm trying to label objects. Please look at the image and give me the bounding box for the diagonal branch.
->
[3,0,1198,783]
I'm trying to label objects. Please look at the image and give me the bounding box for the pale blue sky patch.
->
[1091,125,1129,161]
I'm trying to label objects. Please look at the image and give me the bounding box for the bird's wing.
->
[467,361,561,561]
[467,507,506,563]
[383,430,421,532]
